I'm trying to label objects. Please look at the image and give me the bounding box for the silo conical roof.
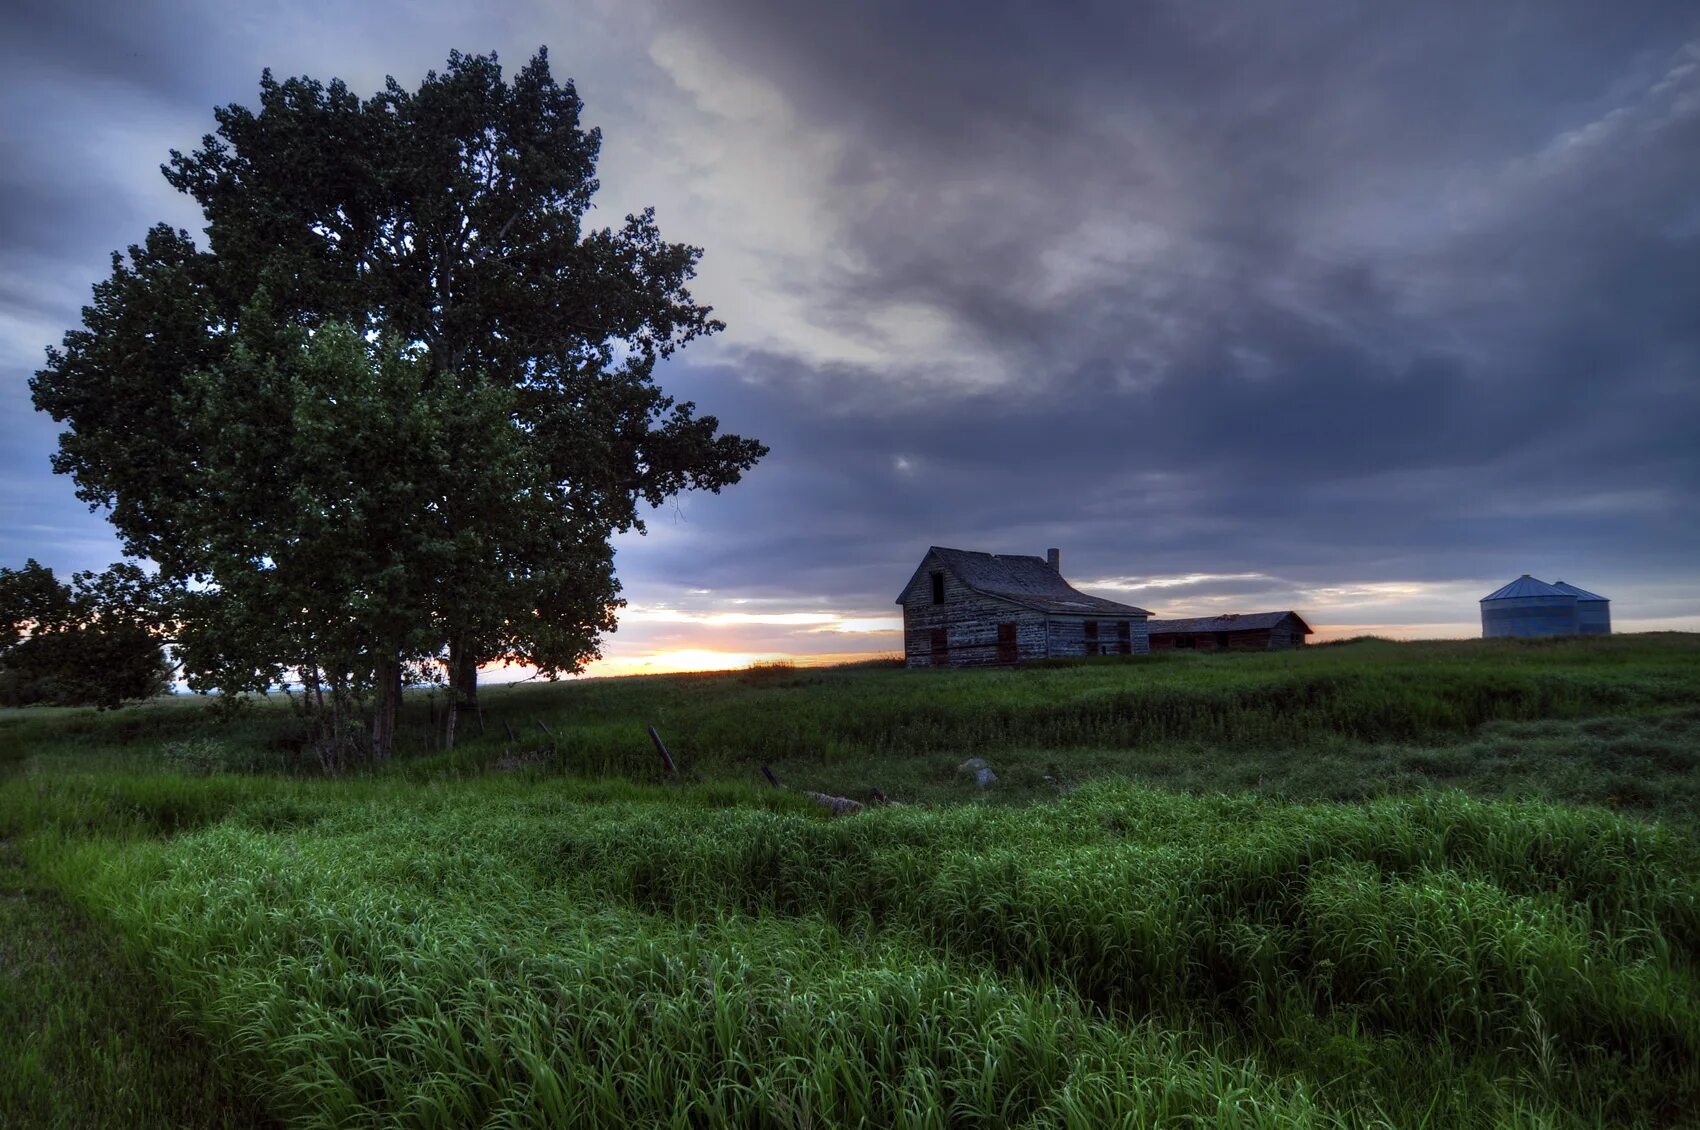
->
[1550,581,1608,602]
[1481,575,1567,602]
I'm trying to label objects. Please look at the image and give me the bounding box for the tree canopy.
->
[0,561,175,709]
[31,48,765,759]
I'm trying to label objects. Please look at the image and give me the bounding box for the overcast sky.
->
[3,1,1698,673]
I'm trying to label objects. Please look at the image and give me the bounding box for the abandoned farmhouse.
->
[897,546,1152,668]
[898,546,1317,668]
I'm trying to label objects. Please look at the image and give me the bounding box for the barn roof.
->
[1550,580,1609,602]
[1481,575,1569,601]
[1146,611,1312,635]
[900,546,1152,616]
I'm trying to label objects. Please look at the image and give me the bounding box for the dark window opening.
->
[930,572,945,604]
[1117,621,1132,655]
[930,628,949,664]
[1216,632,1232,650]
[1175,635,1195,650]
[1083,620,1098,657]
[997,623,1017,663]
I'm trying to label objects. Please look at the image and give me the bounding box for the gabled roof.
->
[897,546,1151,616]
[1550,581,1609,602]
[1147,611,1312,635]
[1481,575,1570,601]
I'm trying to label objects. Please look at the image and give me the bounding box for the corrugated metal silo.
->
[1550,581,1611,635]
[1480,575,1577,638]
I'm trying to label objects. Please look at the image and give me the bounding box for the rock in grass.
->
[958,758,997,788]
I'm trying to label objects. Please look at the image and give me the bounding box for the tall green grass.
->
[0,839,274,1128]
[15,776,1698,1128]
[11,635,1697,774]
[483,635,1700,770]
[4,634,1697,1127]
[6,636,1697,818]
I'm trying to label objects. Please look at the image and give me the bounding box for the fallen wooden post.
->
[647,726,678,775]
[535,718,553,737]
[760,764,782,789]
[804,792,864,817]
[504,720,517,742]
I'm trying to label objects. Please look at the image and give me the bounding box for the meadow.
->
[2,634,1698,1127]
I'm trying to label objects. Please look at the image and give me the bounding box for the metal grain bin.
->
[1550,581,1611,635]
[1480,575,1578,638]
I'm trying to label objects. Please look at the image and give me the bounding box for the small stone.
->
[957,757,990,773]
[975,767,997,788]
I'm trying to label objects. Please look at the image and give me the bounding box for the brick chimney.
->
[1046,547,1061,573]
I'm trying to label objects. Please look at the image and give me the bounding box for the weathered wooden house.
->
[1146,611,1311,651]
[896,546,1152,668]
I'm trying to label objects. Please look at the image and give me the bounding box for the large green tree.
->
[32,49,765,752]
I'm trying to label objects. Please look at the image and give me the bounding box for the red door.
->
[930,628,949,665]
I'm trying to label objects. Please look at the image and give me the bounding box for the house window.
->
[930,572,945,604]
[1117,621,1132,655]
[997,623,1017,663]
[1083,620,1098,657]
[1175,635,1195,650]
[930,628,949,664]
[1216,632,1232,650]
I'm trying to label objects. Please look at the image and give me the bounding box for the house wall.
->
[898,555,1047,667]
[1045,615,1151,659]
[1151,631,1254,651]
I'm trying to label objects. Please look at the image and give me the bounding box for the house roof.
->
[1550,580,1609,602]
[1146,611,1312,635]
[1481,575,1570,601]
[898,546,1152,616]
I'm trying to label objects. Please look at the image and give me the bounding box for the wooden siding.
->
[899,553,1048,667]
[1045,616,1150,659]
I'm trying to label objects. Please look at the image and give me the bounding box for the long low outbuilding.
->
[1146,611,1312,651]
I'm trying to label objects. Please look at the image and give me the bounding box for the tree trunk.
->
[371,656,401,763]
[443,640,462,751]
[441,639,482,751]
[455,650,479,710]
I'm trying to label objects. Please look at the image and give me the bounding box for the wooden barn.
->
[1146,611,1312,652]
[896,546,1151,668]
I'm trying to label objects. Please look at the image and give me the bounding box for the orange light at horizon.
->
[578,647,897,678]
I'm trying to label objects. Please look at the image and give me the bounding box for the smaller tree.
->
[0,560,175,708]
[172,318,581,766]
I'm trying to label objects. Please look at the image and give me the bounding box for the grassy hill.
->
[3,634,1698,1127]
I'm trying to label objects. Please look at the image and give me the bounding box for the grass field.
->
[2,634,1697,1127]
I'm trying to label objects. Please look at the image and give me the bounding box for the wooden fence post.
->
[647,726,678,775]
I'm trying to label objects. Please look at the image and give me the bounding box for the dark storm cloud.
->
[606,0,1700,627]
[3,0,211,102]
